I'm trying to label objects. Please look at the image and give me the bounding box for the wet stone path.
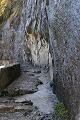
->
[0,65,62,120]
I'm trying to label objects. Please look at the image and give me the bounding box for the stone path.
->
[0,64,62,120]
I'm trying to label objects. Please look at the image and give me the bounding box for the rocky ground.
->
[0,64,63,120]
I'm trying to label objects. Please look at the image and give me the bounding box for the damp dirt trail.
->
[0,64,62,120]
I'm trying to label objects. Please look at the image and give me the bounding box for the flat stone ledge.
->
[0,63,20,89]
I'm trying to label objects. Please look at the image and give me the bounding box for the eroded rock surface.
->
[47,0,80,119]
[0,0,50,68]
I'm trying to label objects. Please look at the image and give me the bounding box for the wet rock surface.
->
[0,65,62,120]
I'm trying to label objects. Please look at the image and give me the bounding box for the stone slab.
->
[0,63,20,89]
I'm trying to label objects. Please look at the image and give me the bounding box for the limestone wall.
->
[0,0,50,67]
[47,0,80,119]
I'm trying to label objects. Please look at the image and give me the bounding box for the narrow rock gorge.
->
[0,0,80,119]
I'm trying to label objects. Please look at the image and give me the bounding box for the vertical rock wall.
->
[0,0,50,67]
[47,0,80,119]
[25,0,49,66]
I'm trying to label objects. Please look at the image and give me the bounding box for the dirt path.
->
[0,65,62,120]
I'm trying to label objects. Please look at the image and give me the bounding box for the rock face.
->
[0,0,80,119]
[0,0,50,67]
[48,0,80,119]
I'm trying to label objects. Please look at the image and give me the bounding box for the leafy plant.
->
[54,102,69,119]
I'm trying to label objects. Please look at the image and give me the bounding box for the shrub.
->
[54,102,69,119]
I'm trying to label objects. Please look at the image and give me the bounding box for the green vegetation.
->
[54,102,70,120]
[0,0,8,16]
[0,0,12,25]
[0,0,23,25]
